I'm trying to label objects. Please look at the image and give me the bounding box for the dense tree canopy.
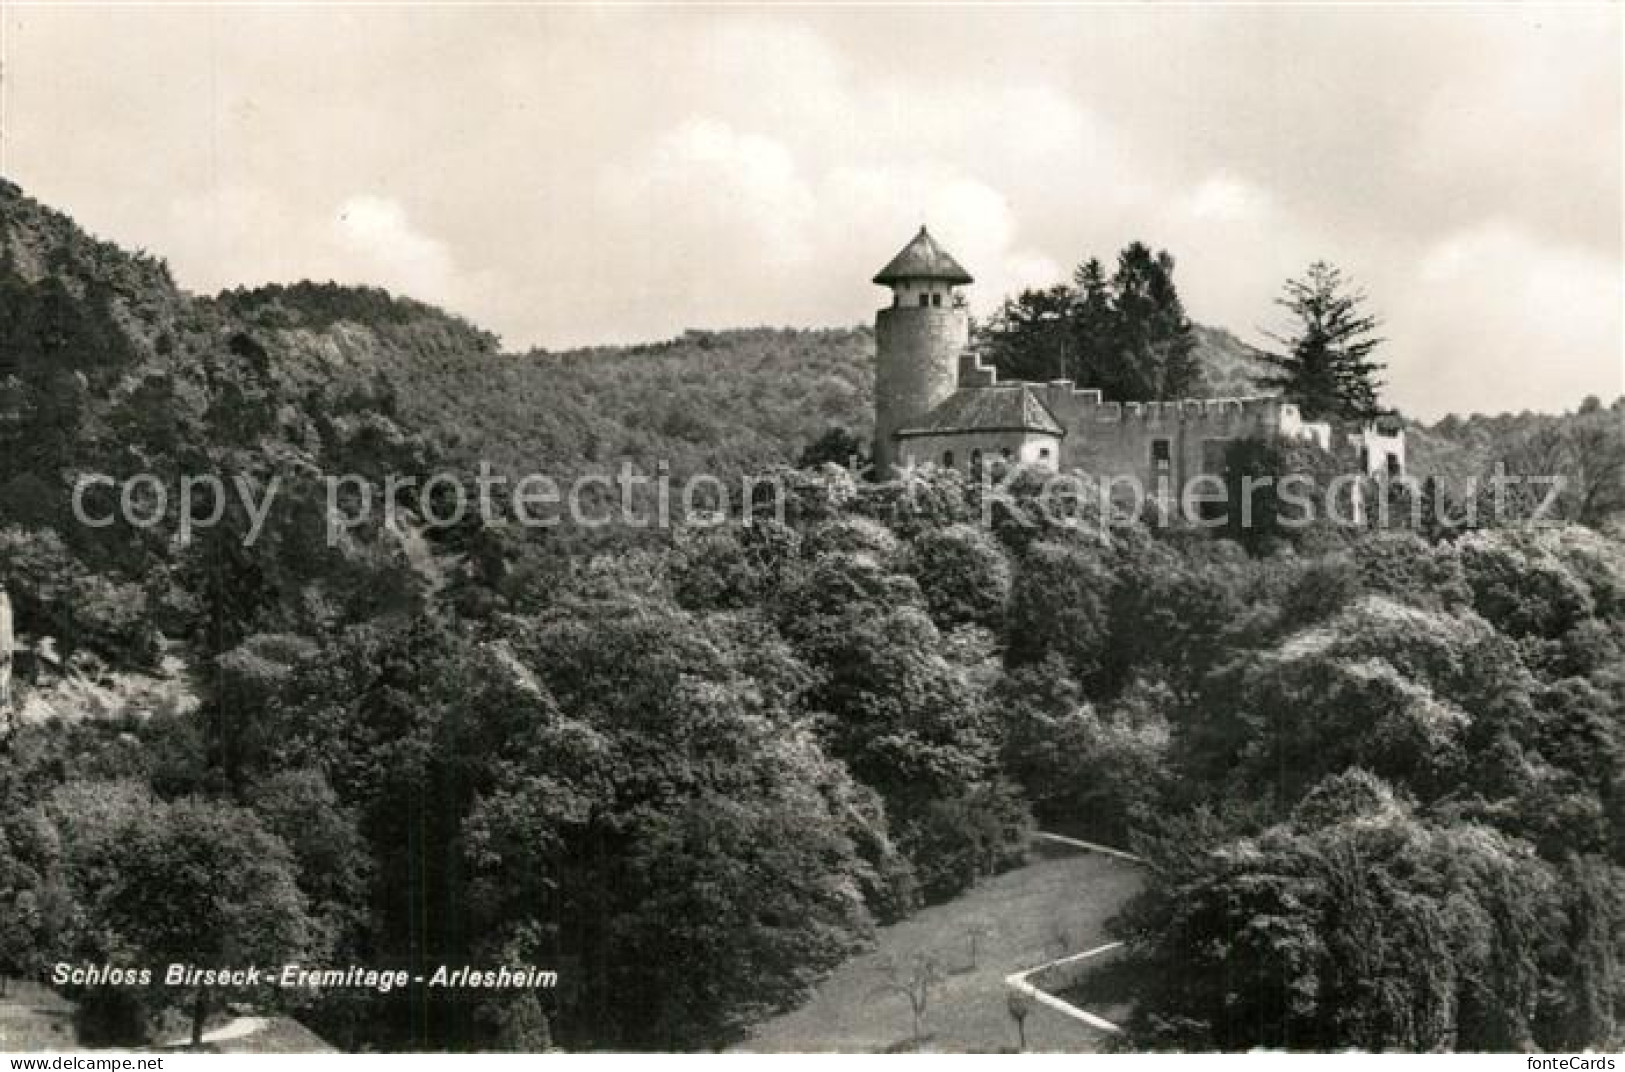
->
[977,243,1202,402]
[0,179,1621,1053]
[1259,262,1387,421]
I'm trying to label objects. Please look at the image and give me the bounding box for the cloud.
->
[1183,174,1271,223]
[1396,221,1622,416]
[1408,9,1621,257]
[335,195,458,298]
[598,116,1062,339]
[605,117,817,269]
[824,166,1061,306]
[4,5,1618,413]
[151,184,499,336]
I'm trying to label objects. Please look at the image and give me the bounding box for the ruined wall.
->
[1044,391,1292,490]
[1348,424,1407,475]
[951,350,1291,488]
[909,348,1395,493]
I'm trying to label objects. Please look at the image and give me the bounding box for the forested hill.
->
[0,178,1337,505]
[207,302,1280,485]
[0,182,1112,513]
[395,327,878,483]
[0,179,487,666]
[3,180,1624,1055]
[359,322,1278,483]
[5,174,1620,666]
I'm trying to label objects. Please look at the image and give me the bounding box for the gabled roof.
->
[873,227,974,286]
[895,384,1065,438]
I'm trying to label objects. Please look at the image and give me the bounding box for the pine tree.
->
[1070,257,1119,390]
[1107,243,1201,401]
[979,283,1075,383]
[1262,262,1387,421]
[977,245,1200,402]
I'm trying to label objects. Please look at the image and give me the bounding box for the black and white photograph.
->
[0,1,1620,1058]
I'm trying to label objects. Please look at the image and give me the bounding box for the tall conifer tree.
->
[1261,262,1387,421]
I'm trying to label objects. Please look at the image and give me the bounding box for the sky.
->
[0,4,1619,419]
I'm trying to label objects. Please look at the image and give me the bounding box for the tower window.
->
[919,293,930,307]
[970,448,983,473]
[1151,438,1172,469]
[942,450,955,469]
[931,292,943,308]
[1038,447,1051,462]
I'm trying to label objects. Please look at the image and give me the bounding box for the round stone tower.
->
[872,226,973,478]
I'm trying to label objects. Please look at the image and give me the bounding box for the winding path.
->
[163,1016,270,1047]
[737,843,1143,1052]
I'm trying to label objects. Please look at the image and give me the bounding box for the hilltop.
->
[1186,323,1274,397]
[1,180,1622,1054]
[0,178,1322,500]
[3,175,1618,670]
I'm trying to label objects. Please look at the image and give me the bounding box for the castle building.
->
[870,227,975,478]
[870,227,1406,488]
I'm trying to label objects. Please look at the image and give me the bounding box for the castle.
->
[870,227,1405,489]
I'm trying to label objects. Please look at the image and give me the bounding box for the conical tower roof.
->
[872,226,973,286]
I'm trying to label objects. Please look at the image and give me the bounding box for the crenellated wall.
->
[946,347,1365,489]
[870,260,1404,488]
[954,348,1305,486]
[1348,423,1407,476]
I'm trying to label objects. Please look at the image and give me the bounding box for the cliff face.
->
[0,179,491,479]
[0,180,883,680]
[0,179,178,296]
[0,180,478,674]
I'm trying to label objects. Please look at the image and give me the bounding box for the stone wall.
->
[1042,391,1293,489]
[952,349,1299,487]
[1349,423,1407,475]
[895,428,1062,473]
[884,345,1400,490]
[873,305,968,476]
